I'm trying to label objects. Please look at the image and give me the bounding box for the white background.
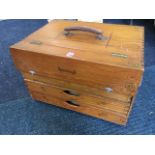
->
[0,136,155,155]
[0,0,154,19]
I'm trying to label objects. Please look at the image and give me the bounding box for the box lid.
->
[11,20,144,71]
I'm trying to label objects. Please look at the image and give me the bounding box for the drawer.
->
[11,49,142,96]
[25,79,131,116]
[30,91,129,125]
[23,72,132,103]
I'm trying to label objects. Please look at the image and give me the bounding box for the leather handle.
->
[64,26,105,40]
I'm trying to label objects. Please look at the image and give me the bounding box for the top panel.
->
[11,20,144,70]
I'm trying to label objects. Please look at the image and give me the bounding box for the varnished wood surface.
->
[31,91,128,125]
[23,72,131,102]
[10,20,144,125]
[25,79,131,115]
[11,49,143,95]
[10,20,144,70]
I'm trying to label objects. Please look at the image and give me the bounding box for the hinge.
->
[30,40,42,45]
[112,53,128,59]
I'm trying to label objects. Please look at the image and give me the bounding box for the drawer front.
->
[30,91,128,125]
[23,72,131,102]
[11,49,142,96]
[25,80,131,116]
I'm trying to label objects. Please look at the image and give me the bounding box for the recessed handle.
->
[65,100,80,107]
[64,26,106,40]
[63,90,80,96]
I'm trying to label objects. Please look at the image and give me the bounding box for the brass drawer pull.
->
[66,100,80,107]
[58,67,76,75]
[63,90,80,96]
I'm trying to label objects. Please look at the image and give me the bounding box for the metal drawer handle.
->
[66,100,80,107]
[63,90,80,96]
[29,70,36,75]
[104,87,113,93]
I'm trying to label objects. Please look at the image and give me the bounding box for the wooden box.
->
[10,20,144,125]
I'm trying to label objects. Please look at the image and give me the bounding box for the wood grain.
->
[10,20,144,125]
[23,72,131,102]
[25,79,131,115]
[10,20,144,69]
[31,91,128,125]
[11,49,143,95]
